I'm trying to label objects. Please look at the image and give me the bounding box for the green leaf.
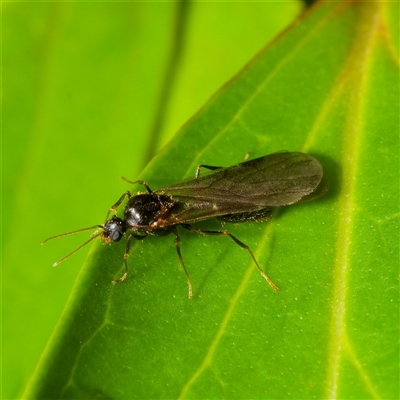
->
[8,0,400,399]
[3,1,300,399]
[25,0,400,398]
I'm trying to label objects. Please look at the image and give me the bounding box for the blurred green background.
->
[3,1,301,398]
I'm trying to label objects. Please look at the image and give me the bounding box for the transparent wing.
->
[156,152,326,225]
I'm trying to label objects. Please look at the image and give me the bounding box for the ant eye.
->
[111,230,123,242]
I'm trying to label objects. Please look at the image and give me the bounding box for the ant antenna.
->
[42,225,103,266]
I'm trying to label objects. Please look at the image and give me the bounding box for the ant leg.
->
[195,153,250,179]
[181,224,279,292]
[112,232,147,285]
[173,228,193,299]
[121,177,153,194]
[104,191,131,223]
[195,165,223,179]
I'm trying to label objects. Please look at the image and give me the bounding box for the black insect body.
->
[43,152,327,298]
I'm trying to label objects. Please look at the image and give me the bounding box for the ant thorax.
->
[124,193,175,232]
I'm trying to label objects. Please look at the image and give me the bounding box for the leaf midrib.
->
[325,3,383,399]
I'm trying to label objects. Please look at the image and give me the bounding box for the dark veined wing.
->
[156,152,327,224]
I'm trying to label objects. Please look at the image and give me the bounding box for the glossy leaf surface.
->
[15,0,400,399]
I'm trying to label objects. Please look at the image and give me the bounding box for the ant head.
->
[102,215,127,244]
